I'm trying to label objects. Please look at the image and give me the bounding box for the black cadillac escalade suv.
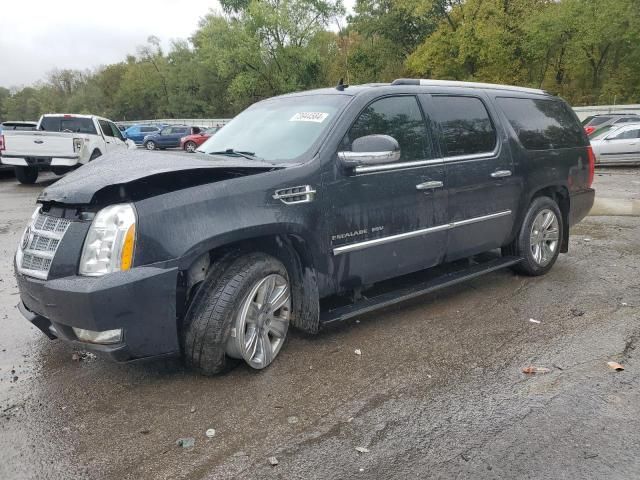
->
[15,79,595,375]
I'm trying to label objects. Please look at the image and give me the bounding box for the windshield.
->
[198,95,350,162]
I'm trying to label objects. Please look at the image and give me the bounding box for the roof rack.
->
[391,78,547,95]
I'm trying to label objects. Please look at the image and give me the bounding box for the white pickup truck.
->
[0,114,134,184]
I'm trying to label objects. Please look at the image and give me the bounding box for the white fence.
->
[117,118,231,128]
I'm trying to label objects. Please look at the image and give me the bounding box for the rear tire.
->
[184,141,197,153]
[183,252,291,375]
[503,196,563,276]
[89,149,102,161]
[15,166,38,184]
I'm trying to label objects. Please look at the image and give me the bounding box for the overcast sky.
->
[0,0,355,89]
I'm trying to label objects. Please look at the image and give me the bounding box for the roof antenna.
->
[336,78,349,91]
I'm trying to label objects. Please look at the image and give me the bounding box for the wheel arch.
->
[177,229,321,334]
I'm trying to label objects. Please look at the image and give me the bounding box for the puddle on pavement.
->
[589,197,640,217]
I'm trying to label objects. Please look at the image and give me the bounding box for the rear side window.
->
[586,116,611,127]
[614,117,640,124]
[608,127,640,140]
[430,96,496,157]
[346,96,432,161]
[40,116,97,135]
[496,97,585,150]
[141,126,157,132]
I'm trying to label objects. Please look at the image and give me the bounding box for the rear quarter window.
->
[496,97,586,150]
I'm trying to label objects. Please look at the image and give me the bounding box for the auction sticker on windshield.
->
[289,112,329,123]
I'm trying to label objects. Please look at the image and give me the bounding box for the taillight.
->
[73,137,84,153]
[584,126,595,135]
[0,134,4,151]
[586,146,595,188]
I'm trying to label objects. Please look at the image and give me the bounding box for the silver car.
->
[590,123,640,166]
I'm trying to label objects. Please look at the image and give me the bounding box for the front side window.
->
[345,96,432,162]
[430,96,497,157]
[160,127,172,135]
[496,97,586,150]
[109,122,124,140]
[199,95,350,162]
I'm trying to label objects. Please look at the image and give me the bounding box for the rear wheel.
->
[89,149,102,161]
[503,196,563,276]
[183,253,291,375]
[184,141,197,153]
[14,166,38,184]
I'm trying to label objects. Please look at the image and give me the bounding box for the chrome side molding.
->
[333,210,512,255]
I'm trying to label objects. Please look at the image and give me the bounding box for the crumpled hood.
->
[39,149,281,204]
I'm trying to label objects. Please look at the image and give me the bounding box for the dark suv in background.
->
[143,125,202,150]
[14,79,594,375]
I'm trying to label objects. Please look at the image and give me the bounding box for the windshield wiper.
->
[207,148,262,161]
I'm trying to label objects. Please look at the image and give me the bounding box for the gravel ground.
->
[0,165,638,479]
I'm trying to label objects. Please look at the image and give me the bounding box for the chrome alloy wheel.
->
[185,142,197,153]
[530,208,559,266]
[145,141,156,150]
[226,274,291,369]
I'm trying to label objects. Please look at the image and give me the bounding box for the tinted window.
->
[430,96,496,156]
[141,126,157,133]
[588,116,611,126]
[609,128,640,140]
[109,122,124,140]
[345,96,431,161]
[496,97,585,150]
[99,120,114,137]
[172,127,188,135]
[40,116,97,135]
[614,117,640,124]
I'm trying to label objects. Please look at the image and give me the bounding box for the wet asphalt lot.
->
[0,160,639,479]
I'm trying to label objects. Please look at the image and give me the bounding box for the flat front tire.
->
[503,196,563,276]
[183,253,291,375]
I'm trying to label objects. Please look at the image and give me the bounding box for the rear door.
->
[429,94,519,261]
[599,126,640,163]
[325,94,447,288]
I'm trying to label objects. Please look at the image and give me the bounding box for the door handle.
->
[491,170,512,178]
[416,180,443,190]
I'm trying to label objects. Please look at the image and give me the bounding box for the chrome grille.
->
[17,211,72,280]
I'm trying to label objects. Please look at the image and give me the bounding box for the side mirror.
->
[337,134,401,169]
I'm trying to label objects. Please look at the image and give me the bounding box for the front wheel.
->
[144,141,156,151]
[183,253,291,375]
[184,141,197,153]
[14,166,38,184]
[503,196,563,276]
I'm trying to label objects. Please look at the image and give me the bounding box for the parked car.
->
[180,126,222,152]
[13,79,594,374]
[0,121,38,172]
[123,124,163,145]
[590,122,640,166]
[143,125,202,150]
[0,114,135,184]
[583,113,640,136]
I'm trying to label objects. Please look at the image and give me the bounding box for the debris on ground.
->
[528,318,541,324]
[140,429,151,435]
[607,361,624,371]
[522,366,551,374]
[190,406,196,413]
[570,308,585,317]
[287,416,298,424]
[354,349,362,356]
[176,437,195,448]
[355,446,369,453]
[268,456,279,466]
[205,428,216,438]
[71,351,97,362]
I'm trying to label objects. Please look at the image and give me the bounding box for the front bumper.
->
[569,188,595,227]
[16,266,180,361]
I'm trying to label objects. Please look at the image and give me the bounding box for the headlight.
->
[79,204,136,276]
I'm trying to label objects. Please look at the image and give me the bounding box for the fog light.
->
[72,327,123,345]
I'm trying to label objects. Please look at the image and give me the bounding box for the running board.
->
[320,255,523,325]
